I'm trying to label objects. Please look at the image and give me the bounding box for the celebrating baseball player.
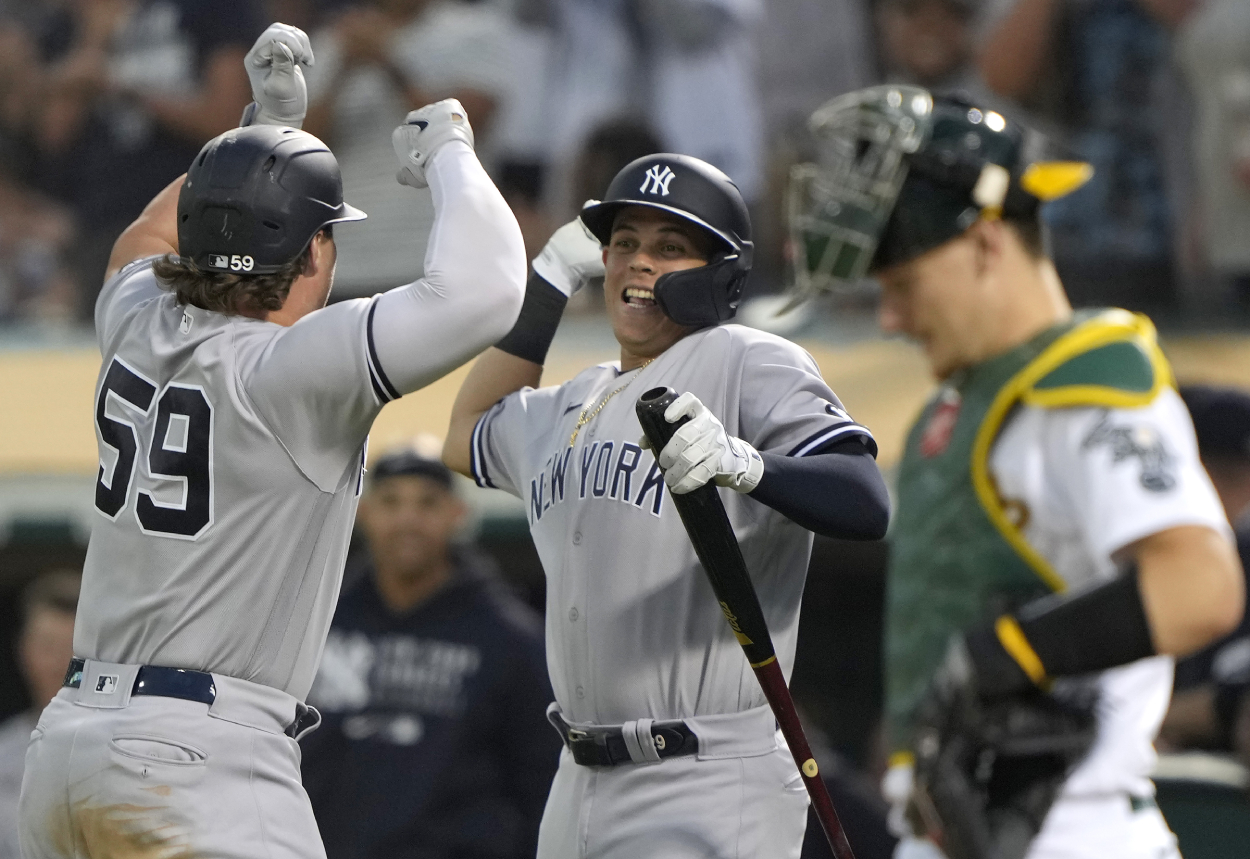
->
[18,24,524,858]
[789,85,1245,859]
[443,154,890,857]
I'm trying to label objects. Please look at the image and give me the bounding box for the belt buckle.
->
[566,727,613,766]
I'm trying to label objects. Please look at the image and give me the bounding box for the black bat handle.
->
[636,387,778,668]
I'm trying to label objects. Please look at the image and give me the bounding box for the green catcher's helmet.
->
[787,85,1092,295]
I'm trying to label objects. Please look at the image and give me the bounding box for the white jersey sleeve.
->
[736,333,875,458]
[991,387,1230,588]
[470,379,577,497]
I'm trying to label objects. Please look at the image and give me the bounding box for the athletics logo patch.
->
[640,165,675,196]
[1082,415,1176,492]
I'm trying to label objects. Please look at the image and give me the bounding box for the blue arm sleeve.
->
[751,439,890,540]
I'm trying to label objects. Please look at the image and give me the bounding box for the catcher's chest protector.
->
[885,308,1171,751]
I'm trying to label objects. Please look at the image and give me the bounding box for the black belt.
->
[64,657,216,705]
[547,710,698,767]
[64,658,318,740]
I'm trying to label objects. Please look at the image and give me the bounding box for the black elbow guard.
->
[495,272,568,365]
[966,565,1156,697]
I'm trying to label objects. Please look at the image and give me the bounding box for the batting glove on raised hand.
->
[644,392,764,495]
[531,217,604,297]
[241,23,314,128]
[392,99,475,189]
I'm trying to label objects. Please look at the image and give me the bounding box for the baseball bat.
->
[636,386,857,859]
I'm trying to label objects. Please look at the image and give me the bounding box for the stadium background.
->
[3,0,1250,855]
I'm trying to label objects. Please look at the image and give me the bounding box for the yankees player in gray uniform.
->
[444,155,891,858]
[19,25,525,859]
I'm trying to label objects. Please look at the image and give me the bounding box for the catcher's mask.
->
[787,85,1093,297]
[580,153,753,329]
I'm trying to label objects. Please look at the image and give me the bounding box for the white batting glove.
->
[392,99,475,189]
[242,23,314,128]
[644,392,764,495]
[532,217,605,297]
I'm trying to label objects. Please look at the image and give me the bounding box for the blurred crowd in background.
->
[4,0,1250,857]
[0,0,1249,326]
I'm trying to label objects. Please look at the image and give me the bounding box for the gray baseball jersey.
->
[74,143,525,702]
[470,324,873,725]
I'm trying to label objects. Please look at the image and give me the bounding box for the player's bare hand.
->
[643,392,763,494]
[532,217,604,297]
[243,23,313,129]
[393,99,475,189]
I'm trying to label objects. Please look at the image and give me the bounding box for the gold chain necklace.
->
[568,359,654,447]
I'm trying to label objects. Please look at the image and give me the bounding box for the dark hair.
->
[21,570,80,630]
[152,228,328,314]
[370,449,456,491]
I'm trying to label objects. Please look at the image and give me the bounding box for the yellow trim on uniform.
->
[970,310,1173,593]
[994,615,1048,685]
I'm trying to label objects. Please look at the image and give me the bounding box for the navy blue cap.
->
[370,449,455,489]
[1179,385,1250,461]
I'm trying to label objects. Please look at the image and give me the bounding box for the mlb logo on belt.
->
[640,165,675,196]
[95,674,119,694]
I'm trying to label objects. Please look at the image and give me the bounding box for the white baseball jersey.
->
[989,388,1230,799]
[74,143,525,702]
[470,323,873,725]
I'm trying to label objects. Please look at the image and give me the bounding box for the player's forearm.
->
[444,347,542,476]
[977,0,1060,100]
[105,174,185,281]
[370,141,525,396]
[1134,524,1244,656]
[422,141,526,341]
[751,445,889,540]
[964,525,1243,698]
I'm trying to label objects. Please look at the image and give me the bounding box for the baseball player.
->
[442,154,890,858]
[788,85,1245,859]
[18,24,525,858]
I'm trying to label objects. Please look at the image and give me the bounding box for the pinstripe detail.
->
[365,300,401,403]
[787,423,874,457]
[470,413,495,488]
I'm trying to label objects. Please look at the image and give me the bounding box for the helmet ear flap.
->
[653,253,748,328]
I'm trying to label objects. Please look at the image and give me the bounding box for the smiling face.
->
[602,206,712,369]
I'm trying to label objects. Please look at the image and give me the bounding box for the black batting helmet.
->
[579,154,753,328]
[178,125,366,275]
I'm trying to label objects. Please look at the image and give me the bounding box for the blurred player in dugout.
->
[789,86,1244,859]
[301,445,559,859]
[0,572,80,859]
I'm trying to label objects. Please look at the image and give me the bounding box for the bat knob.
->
[636,386,681,452]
